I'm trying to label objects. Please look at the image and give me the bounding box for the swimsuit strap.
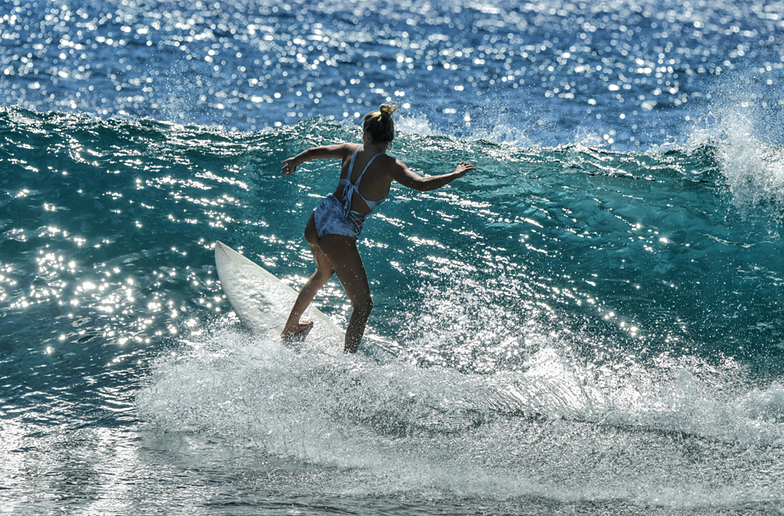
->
[353,152,384,188]
[345,147,360,181]
[337,149,384,219]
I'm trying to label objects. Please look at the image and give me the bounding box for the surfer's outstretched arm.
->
[391,161,475,191]
[281,144,354,175]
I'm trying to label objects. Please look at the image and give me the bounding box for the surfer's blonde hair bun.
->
[379,103,398,119]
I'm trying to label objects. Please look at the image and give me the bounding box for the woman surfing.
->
[280,104,476,353]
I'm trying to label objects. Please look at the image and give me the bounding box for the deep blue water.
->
[2,0,784,514]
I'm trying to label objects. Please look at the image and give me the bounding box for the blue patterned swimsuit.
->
[314,148,389,239]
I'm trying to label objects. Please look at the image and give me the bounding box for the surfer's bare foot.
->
[281,320,314,341]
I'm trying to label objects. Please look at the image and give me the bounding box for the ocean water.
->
[2,0,784,514]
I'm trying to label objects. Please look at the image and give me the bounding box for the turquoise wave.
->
[3,105,784,512]
[2,106,781,368]
[0,104,782,424]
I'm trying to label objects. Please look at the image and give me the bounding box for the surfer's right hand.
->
[281,158,297,175]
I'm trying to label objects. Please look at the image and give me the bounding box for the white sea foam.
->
[718,125,784,220]
[689,74,784,221]
[136,320,784,507]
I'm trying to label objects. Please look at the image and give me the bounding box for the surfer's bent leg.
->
[317,234,373,353]
[282,215,334,338]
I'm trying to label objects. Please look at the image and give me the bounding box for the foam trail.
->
[137,323,784,506]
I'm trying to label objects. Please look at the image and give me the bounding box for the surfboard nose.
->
[214,241,344,351]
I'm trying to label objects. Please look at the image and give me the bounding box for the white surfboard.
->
[214,241,344,350]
